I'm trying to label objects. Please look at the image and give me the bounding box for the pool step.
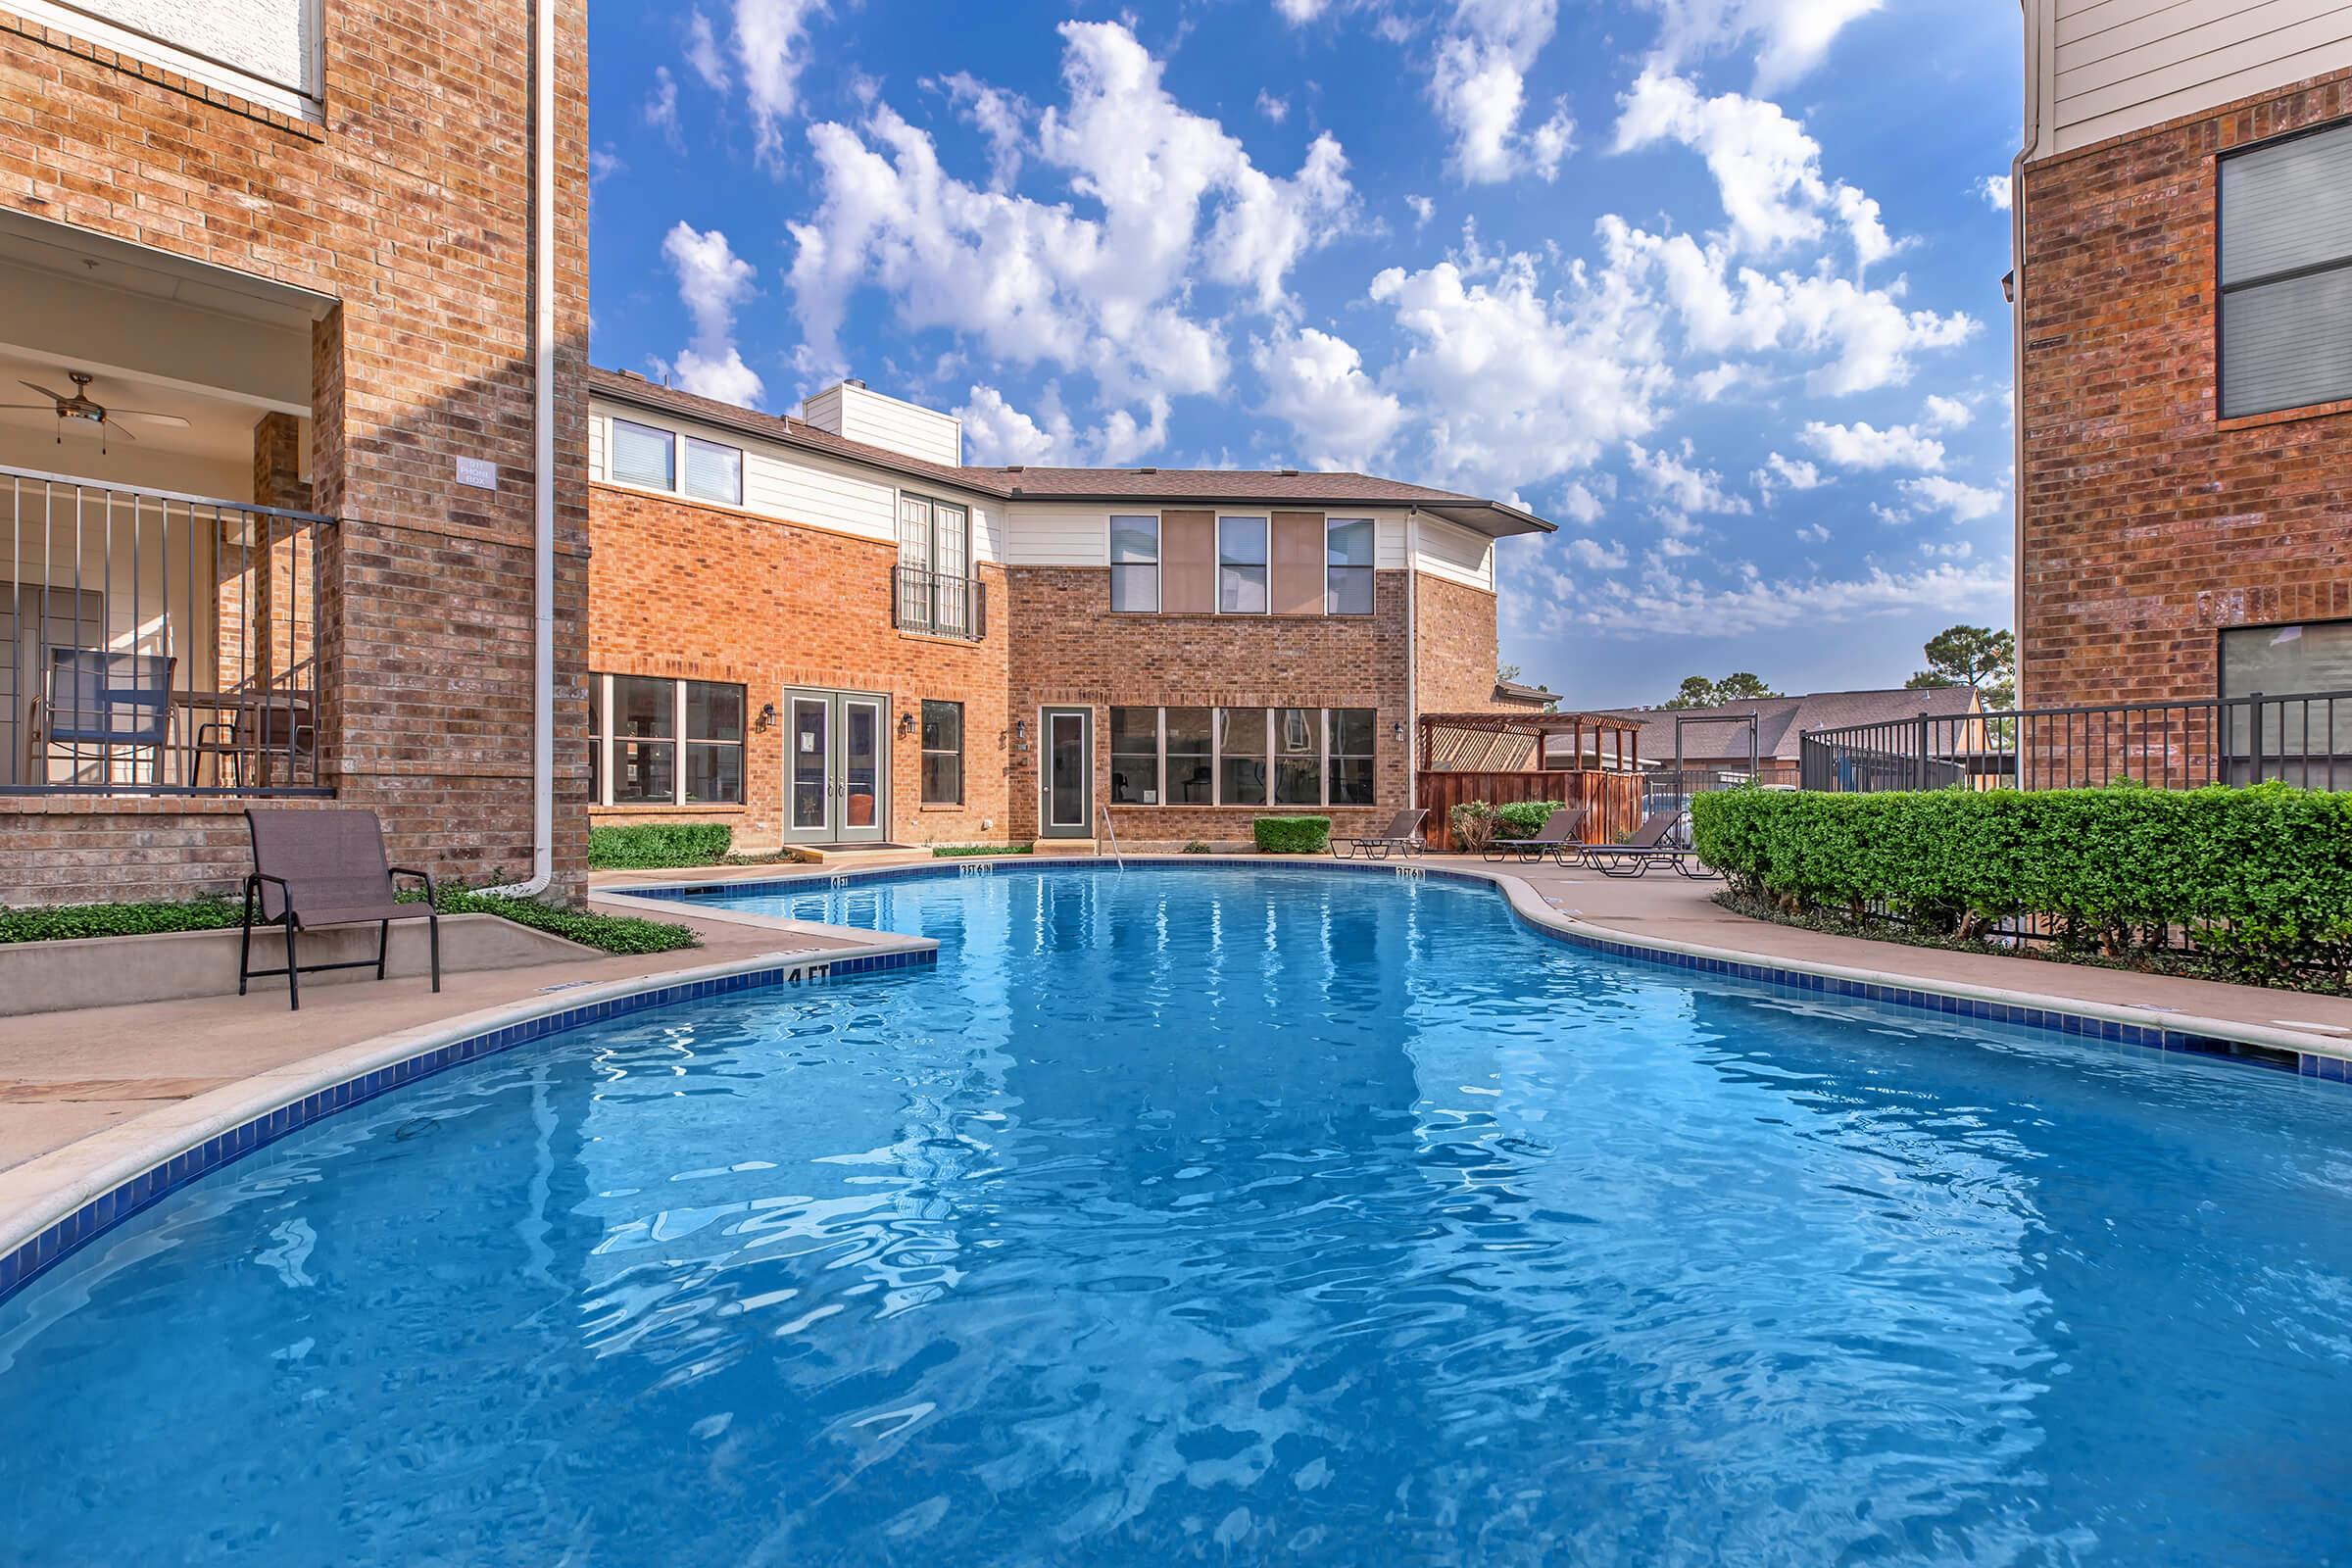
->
[1029,839,1100,857]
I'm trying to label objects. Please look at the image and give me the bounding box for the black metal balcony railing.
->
[2,465,334,798]
[1799,690,2352,794]
[893,564,986,641]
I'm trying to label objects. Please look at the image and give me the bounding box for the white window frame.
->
[1326,517,1376,616]
[1108,512,1162,613]
[1216,515,1271,616]
[1104,707,1377,808]
[681,434,745,507]
[608,417,676,491]
[590,672,746,807]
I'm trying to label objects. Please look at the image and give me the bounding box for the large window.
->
[2222,619,2352,758]
[1218,516,1269,614]
[2219,121,2352,418]
[921,700,963,806]
[610,418,674,489]
[1102,707,1376,808]
[608,416,749,507]
[1110,514,1159,612]
[1327,518,1375,615]
[898,493,977,636]
[589,674,744,806]
[683,435,743,506]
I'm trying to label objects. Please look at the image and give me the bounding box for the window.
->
[1165,708,1213,805]
[2222,619,2352,758]
[899,493,977,636]
[1327,708,1376,805]
[610,418,674,489]
[1327,519,1375,615]
[921,700,964,805]
[1274,708,1322,804]
[682,436,744,506]
[1110,707,1160,804]
[1217,708,1268,804]
[1110,515,1159,612]
[589,674,745,806]
[1218,516,1269,614]
[2219,121,2352,418]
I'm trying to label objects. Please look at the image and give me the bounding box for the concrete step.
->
[1027,839,1099,857]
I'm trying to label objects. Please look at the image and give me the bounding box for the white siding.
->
[2030,0,2352,156]
[1411,514,1496,591]
[12,0,319,118]
[1004,504,1113,566]
[589,399,999,561]
[799,382,962,466]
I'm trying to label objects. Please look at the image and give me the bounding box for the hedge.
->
[1690,782,2352,984]
[588,822,733,870]
[1254,815,1332,854]
[1494,799,1566,840]
[0,890,698,956]
[930,843,1034,858]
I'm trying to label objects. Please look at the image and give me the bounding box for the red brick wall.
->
[587,485,1010,848]
[1003,567,1413,844]
[2020,70,2352,709]
[1415,574,1506,714]
[0,0,592,906]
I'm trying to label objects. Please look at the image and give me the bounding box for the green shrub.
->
[1182,840,1214,855]
[1448,801,1497,854]
[0,896,243,944]
[1691,782,2352,984]
[1253,815,1332,854]
[588,822,733,870]
[435,889,699,956]
[1493,799,1566,840]
[930,843,1034,858]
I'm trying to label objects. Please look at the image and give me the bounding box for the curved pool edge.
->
[4,855,2346,1311]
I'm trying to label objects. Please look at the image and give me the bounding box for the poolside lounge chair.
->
[239,808,440,1010]
[1333,807,1427,859]
[1582,810,1721,880]
[1482,807,1589,863]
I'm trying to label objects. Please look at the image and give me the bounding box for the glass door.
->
[785,691,832,843]
[836,695,885,843]
[782,687,891,843]
[1041,706,1092,838]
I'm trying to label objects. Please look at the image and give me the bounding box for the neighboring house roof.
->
[1548,685,1984,766]
[1494,679,1557,708]
[587,367,1554,538]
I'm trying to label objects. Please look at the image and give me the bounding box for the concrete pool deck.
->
[1,851,2347,1207]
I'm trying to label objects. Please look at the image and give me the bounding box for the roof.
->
[1554,685,1984,765]
[588,366,1554,538]
[1493,679,1558,707]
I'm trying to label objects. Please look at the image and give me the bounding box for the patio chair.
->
[239,808,440,1010]
[191,698,317,790]
[1332,807,1426,859]
[33,649,175,788]
[1483,806,1589,864]
[1582,810,1721,880]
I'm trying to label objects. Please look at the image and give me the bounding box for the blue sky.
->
[587,0,2022,707]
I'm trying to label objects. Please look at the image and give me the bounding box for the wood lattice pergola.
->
[1417,710,1643,774]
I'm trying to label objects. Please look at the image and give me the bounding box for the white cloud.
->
[685,9,728,89]
[1976,173,2012,212]
[1627,438,1751,514]
[1794,521,1831,543]
[1406,193,1436,227]
[1253,325,1407,471]
[1922,393,1972,428]
[1570,558,2010,637]
[662,221,764,407]
[1431,0,1576,183]
[956,384,1070,465]
[1557,478,1609,523]
[935,72,1029,190]
[1256,88,1291,123]
[1563,535,1630,570]
[1799,418,1944,470]
[1615,70,1887,266]
[1751,450,1825,502]
[644,67,679,142]
[787,23,1352,415]
[1275,0,1331,20]
[1898,474,2004,522]
[1635,0,1881,90]
[734,0,828,169]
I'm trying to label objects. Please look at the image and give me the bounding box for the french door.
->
[783,688,888,844]
[1039,705,1093,838]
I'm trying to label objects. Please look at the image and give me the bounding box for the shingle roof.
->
[1553,686,1984,765]
[587,367,1554,536]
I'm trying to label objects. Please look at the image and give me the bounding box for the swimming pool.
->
[4,865,2349,1564]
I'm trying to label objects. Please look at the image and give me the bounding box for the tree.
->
[1907,624,2016,710]
[1497,662,1522,686]
[1660,672,1782,710]
[1660,675,1720,710]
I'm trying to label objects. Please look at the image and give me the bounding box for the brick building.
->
[0,0,589,906]
[2014,4,2352,710]
[586,369,1552,851]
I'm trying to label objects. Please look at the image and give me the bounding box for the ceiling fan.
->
[0,370,191,454]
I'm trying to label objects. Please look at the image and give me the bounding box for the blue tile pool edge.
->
[0,945,937,1309]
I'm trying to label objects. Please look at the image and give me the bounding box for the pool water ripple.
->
[2,867,2349,1565]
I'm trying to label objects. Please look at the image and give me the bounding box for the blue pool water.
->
[4,866,2351,1565]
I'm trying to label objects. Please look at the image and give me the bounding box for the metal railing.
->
[1098,802,1125,870]
[3,465,333,797]
[1799,690,2352,794]
[893,564,986,641]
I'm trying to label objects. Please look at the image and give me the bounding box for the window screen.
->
[2220,121,2352,417]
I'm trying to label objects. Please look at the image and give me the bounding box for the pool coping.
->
[5,855,2346,1308]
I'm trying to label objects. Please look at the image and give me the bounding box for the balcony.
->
[893,564,987,641]
[2,466,331,797]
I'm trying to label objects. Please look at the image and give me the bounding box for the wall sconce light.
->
[899,710,916,736]
[1391,720,1405,743]
[756,702,776,730]
[1014,718,1028,743]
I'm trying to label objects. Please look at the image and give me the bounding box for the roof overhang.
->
[1420,499,1555,537]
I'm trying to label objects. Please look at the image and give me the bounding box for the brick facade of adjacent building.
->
[2020,69,2352,709]
[1414,574,1509,714]
[0,0,591,906]
[587,484,1011,848]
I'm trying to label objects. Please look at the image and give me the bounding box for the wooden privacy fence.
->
[1415,769,1643,848]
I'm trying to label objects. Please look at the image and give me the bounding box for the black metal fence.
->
[1799,690,2352,794]
[893,564,986,641]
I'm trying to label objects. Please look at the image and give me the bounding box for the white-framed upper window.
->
[1110,514,1160,612]
[1327,518,1375,615]
[2219,119,2352,419]
[610,418,675,490]
[1218,516,1269,614]
[608,417,747,506]
[682,436,743,506]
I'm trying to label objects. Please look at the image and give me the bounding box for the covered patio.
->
[1415,710,1645,847]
